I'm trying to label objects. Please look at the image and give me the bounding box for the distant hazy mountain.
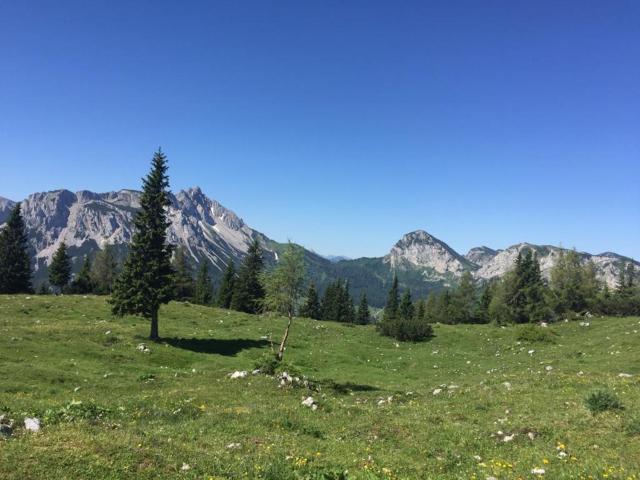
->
[1,188,637,306]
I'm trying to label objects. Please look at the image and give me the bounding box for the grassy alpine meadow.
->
[0,295,639,479]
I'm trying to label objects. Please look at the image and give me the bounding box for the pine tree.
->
[450,271,475,323]
[231,239,265,314]
[110,149,174,340]
[399,290,415,320]
[321,281,340,321]
[356,292,370,325]
[172,246,195,301]
[300,282,322,319]
[194,262,214,305]
[49,242,71,293]
[473,282,493,323]
[415,299,426,322]
[216,260,236,308]
[91,244,119,294]
[70,256,94,294]
[383,275,399,322]
[37,282,50,295]
[0,203,32,293]
[341,280,356,323]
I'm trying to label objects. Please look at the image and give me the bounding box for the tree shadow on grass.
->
[322,380,381,395]
[164,337,270,356]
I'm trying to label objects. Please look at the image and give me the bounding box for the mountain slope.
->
[1,188,637,305]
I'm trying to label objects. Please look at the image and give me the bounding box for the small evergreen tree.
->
[415,299,426,322]
[382,275,399,322]
[216,260,236,308]
[450,271,475,323]
[0,203,32,293]
[91,244,119,294]
[300,282,322,319]
[49,242,71,293]
[110,149,175,340]
[70,256,94,294]
[194,262,214,305]
[231,239,265,314]
[172,246,195,301]
[356,292,370,324]
[399,290,415,320]
[37,282,50,295]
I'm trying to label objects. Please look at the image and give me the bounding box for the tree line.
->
[376,249,640,341]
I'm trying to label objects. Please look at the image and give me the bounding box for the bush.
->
[585,390,624,414]
[378,317,433,342]
[517,325,557,343]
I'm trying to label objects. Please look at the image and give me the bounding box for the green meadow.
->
[0,295,638,479]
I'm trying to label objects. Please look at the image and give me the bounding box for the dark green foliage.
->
[473,282,493,324]
[172,246,195,301]
[321,279,355,323]
[488,250,551,324]
[551,249,592,313]
[194,262,214,305]
[231,239,265,314]
[356,292,370,325]
[517,324,557,343]
[216,260,236,308]
[49,242,71,291]
[37,282,50,295]
[379,280,433,341]
[0,203,32,293]
[585,390,623,414]
[399,290,415,320]
[377,315,433,342]
[110,149,175,340]
[70,256,94,294]
[91,244,119,294]
[382,275,399,322]
[415,299,426,322]
[449,271,475,323]
[300,282,322,320]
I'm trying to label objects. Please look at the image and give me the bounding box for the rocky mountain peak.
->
[465,246,498,266]
[386,229,472,275]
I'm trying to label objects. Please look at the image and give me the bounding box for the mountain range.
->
[1,187,637,307]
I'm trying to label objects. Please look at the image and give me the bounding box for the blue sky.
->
[1,1,638,259]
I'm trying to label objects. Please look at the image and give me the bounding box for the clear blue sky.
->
[1,1,638,259]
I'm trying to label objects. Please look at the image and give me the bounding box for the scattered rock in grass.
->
[527,431,536,440]
[432,388,442,395]
[251,369,261,375]
[579,322,590,327]
[472,455,482,462]
[105,330,111,335]
[528,349,535,355]
[531,467,545,475]
[24,417,41,432]
[540,322,548,328]
[558,451,568,458]
[502,382,512,390]
[502,433,516,442]
[136,343,151,353]
[226,442,241,449]
[302,396,318,410]
[73,386,81,392]
[619,373,633,378]
[545,365,553,372]
[229,371,247,379]
[577,371,584,376]
[180,463,190,471]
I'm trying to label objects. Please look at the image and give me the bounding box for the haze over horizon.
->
[1,1,638,260]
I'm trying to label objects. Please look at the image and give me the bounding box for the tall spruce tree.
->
[194,262,214,305]
[231,239,265,314]
[172,246,195,301]
[415,299,426,322]
[450,271,476,323]
[216,260,236,308]
[300,282,322,319]
[356,292,370,325]
[399,290,415,320]
[49,242,71,293]
[70,256,94,294]
[110,150,174,340]
[0,203,32,293]
[383,275,399,322]
[91,244,119,294]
